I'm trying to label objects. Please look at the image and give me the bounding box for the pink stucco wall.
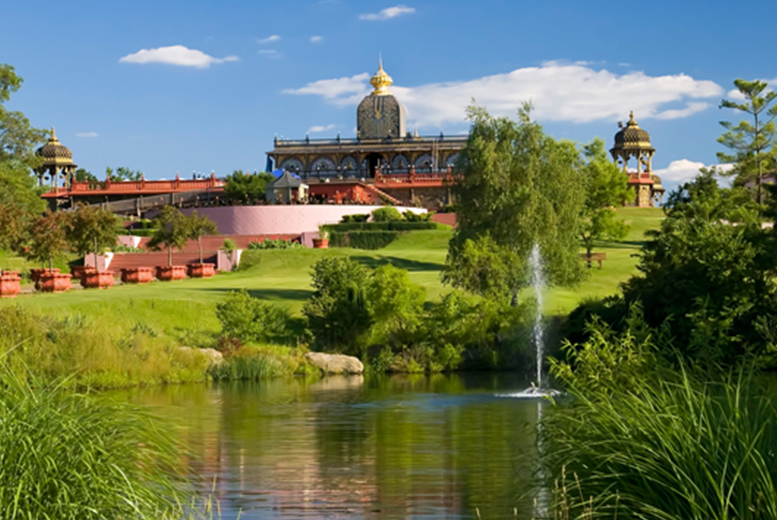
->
[180,205,425,235]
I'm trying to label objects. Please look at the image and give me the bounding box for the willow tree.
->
[444,104,586,303]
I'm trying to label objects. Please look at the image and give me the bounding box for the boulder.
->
[305,352,364,375]
[178,346,224,366]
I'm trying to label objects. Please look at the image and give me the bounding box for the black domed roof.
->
[36,128,73,161]
[613,112,651,147]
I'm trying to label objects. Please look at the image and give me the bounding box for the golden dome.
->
[370,60,393,95]
[613,111,652,149]
[36,127,74,162]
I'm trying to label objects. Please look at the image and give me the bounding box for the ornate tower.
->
[35,128,77,190]
[610,112,664,207]
[356,61,406,140]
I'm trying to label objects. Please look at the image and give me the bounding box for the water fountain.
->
[498,243,559,399]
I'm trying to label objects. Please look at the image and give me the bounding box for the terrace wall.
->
[177,205,425,235]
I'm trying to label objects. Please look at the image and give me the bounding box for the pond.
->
[116,373,545,519]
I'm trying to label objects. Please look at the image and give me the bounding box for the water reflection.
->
[116,373,544,519]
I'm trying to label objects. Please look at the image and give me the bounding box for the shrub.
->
[112,243,145,253]
[215,289,289,342]
[302,257,373,355]
[329,230,399,249]
[340,213,369,223]
[0,367,187,519]
[371,206,403,222]
[403,210,433,222]
[222,238,237,252]
[247,238,304,250]
[124,228,154,237]
[324,221,439,232]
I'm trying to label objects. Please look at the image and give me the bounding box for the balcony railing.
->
[43,174,224,197]
[273,134,467,148]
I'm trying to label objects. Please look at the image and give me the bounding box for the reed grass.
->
[0,365,189,519]
[208,344,316,381]
[539,366,777,519]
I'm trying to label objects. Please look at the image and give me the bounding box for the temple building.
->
[610,112,664,207]
[267,61,464,206]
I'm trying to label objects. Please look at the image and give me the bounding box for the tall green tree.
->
[74,168,98,183]
[224,170,274,203]
[105,166,143,182]
[0,63,47,213]
[579,138,632,260]
[447,104,586,303]
[147,206,190,266]
[717,79,777,205]
[65,204,119,268]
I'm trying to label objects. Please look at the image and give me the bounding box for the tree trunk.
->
[168,246,172,267]
[93,235,99,271]
[49,256,53,271]
[198,235,203,264]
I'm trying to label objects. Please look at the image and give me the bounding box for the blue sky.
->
[3,0,775,192]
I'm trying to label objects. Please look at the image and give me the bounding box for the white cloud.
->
[258,35,281,44]
[119,45,238,68]
[285,61,723,128]
[284,72,371,104]
[258,49,282,59]
[310,35,323,43]
[76,131,99,138]
[308,123,336,133]
[653,160,735,183]
[359,5,415,20]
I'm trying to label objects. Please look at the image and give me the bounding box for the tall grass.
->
[208,345,316,381]
[539,367,777,519]
[0,366,189,519]
[0,306,213,389]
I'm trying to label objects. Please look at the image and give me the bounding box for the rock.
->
[305,352,364,375]
[178,346,224,366]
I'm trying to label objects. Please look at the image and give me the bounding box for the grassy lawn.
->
[0,208,663,338]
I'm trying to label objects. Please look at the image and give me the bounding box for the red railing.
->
[43,174,224,197]
[374,169,456,188]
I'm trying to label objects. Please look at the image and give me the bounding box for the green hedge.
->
[330,230,400,250]
[123,229,154,237]
[324,221,440,232]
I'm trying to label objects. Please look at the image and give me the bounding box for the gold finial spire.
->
[51,127,56,138]
[628,111,637,126]
[370,58,393,95]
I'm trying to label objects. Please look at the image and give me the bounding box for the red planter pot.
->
[313,238,329,249]
[155,265,187,281]
[187,263,216,278]
[38,272,72,293]
[0,273,21,298]
[121,267,154,284]
[71,265,97,280]
[80,270,115,289]
[31,268,60,290]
